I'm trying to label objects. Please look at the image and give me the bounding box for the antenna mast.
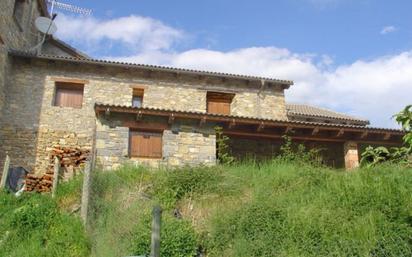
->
[47,0,92,15]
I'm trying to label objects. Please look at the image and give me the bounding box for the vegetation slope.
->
[2,161,412,257]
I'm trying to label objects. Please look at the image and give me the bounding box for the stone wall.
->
[1,56,286,172]
[95,115,216,170]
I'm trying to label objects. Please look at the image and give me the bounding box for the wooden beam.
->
[228,119,236,129]
[130,84,148,90]
[123,120,169,131]
[257,122,265,132]
[94,105,405,138]
[384,133,391,140]
[223,130,402,145]
[312,127,320,136]
[199,116,207,127]
[50,77,89,84]
[136,111,143,121]
[360,131,368,139]
[168,114,175,124]
[336,128,345,138]
[285,126,293,134]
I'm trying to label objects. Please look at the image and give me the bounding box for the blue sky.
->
[53,0,412,128]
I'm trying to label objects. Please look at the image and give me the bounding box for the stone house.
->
[0,0,404,175]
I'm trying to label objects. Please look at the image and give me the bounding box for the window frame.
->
[129,130,163,159]
[53,82,85,109]
[132,88,144,108]
[206,91,235,115]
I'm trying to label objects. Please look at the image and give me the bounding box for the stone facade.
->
[3,57,280,172]
[95,114,216,170]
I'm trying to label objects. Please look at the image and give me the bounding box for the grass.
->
[0,182,90,257]
[1,161,412,256]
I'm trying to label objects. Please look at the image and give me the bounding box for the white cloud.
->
[55,14,412,129]
[381,26,397,35]
[54,13,183,52]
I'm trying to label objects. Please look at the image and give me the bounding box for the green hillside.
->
[2,161,412,257]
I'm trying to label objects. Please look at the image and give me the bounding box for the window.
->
[207,92,234,115]
[53,82,84,108]
[13,0,25,28]
[129,131,162,158]
[132,88,144,108]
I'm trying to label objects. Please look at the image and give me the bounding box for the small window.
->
[132,88,144,108]
[53,82,84,108]
[129,131,162,158]
[13,0,25,28]
[207,92,234,115]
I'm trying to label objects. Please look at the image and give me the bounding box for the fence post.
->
[80,160,91,226]
[0,155,10,190]
[150,205,162,257]
[51,156,60,198]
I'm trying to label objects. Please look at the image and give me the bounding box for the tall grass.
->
[0,187,90,257]
[1,161,412,256]
[86,161,412,257]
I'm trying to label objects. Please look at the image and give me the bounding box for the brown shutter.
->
[207,100,231,115]
[129,131,162,158]
[54,83,84,108]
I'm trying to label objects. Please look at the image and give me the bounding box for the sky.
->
[51,0,412,128]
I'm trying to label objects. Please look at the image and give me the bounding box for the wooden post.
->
[0,155,10,190]
[51,156,60,198]
[150,205,162,257]
[80,160,91,226]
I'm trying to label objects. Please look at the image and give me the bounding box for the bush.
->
[206,165,412,257]
[131,211,198,257]
[0,192,90,257]
[152,166,224,209]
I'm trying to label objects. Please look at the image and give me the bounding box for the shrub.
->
[152,166,224,209]
[206,165,412,257]
[0,192,90,257]
[131,211,198,257]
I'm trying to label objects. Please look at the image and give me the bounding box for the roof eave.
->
[8,50,294,88]
[94,103,404,135]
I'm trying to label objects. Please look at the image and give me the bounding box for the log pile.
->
[47,146,90,177]
[25,173,53,192]
[25,146,90,193]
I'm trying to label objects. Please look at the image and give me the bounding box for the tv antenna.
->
[47,0,92,15]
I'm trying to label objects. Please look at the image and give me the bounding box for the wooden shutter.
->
[207,99,231,115]
[54,83,84,108]
[207,92,234,115]
[130,131,162,158]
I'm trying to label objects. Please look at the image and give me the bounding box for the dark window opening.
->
[53,82,84,108]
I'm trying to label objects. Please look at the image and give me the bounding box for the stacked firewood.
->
[25,173,53,192]
[47,146,90,175]
[25,147,90,193]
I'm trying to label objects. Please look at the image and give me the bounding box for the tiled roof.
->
[286,104,370,125]
[9,50,294,87]
[94,103,403,134]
